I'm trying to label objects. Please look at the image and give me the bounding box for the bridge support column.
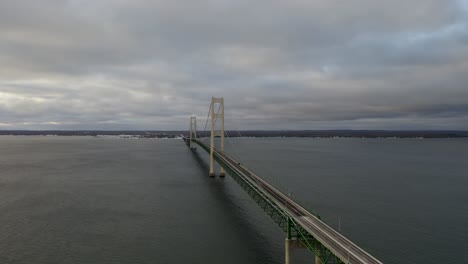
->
[315,254,322,264]
[285,239,305,264]
[209,97,225,177]
[285,239,292,264]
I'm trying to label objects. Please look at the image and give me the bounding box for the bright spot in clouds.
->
[0,0,467,130]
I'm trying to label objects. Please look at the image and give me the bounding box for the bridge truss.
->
[184,97,383,264]
[187,138,343,264]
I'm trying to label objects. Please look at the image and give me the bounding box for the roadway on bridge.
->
[209,145,383,264]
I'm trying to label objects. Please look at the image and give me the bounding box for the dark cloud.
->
[0,0,467,130]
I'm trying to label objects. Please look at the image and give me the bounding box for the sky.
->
[1,0,468,130]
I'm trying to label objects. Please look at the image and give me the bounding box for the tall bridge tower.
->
[209,97,225,177]
[189,116,197,150]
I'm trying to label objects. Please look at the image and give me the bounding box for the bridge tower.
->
[209,97,225,177]
[189,116,197,149]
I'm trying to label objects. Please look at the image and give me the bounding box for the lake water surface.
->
[0,136,467,264]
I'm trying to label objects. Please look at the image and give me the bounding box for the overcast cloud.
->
[1,0,468,130]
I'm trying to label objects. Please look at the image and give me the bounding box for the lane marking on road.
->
[212,147,382,264]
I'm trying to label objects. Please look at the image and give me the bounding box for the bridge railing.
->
[190,138,346,264]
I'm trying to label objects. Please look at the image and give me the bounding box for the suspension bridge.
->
[183,97,383,264]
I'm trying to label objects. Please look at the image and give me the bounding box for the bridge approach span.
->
[187,137,383,264]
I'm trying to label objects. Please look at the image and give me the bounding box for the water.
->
[0,136,467,264]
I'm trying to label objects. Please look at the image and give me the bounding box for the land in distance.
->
[0,130,467,138]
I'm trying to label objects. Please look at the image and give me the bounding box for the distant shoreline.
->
[0,130,467,138]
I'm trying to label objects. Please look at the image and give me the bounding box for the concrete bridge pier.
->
[285,238,306,264]
[315,251,322,264]
[285,239,293,264]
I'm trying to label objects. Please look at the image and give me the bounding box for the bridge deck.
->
[188,138,382,264]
